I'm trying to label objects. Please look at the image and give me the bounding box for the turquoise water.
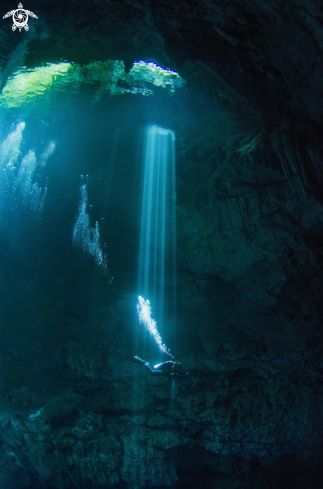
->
[138,125,176,354]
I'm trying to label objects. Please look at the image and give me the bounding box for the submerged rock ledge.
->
[0,1,322,488]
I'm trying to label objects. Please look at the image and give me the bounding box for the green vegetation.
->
[0,60,184,110]
[0,62,72,109]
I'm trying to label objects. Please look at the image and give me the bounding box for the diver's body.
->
[131,356,189,378]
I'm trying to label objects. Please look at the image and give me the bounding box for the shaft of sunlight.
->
[137,125,176,354]
[137,296,173,357]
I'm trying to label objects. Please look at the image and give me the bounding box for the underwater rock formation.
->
[0,1,322,489]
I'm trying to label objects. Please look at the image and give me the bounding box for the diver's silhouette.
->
[131,356,189,378]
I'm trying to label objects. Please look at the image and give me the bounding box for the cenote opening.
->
[0,6,323,489]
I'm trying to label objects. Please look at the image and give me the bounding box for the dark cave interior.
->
[0,1,322,488]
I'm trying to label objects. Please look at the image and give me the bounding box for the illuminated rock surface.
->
[0,1,322,488]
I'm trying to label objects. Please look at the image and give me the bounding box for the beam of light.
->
[136,295,173,357]
[138,125,176,329]
[73,182,112,281]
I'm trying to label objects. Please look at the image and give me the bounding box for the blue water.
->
[138,125,176,349]
[73,181,109,276]
[0,122,48,218]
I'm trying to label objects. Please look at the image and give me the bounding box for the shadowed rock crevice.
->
[0,1,322,488]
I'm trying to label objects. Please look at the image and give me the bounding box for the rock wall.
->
[0,1,322,488]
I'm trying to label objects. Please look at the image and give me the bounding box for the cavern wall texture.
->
[0,1,322,489]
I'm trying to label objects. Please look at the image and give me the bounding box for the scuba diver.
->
[131,356,189,378]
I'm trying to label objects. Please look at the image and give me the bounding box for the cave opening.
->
[0,2,323,488]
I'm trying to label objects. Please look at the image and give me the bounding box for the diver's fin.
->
[131,356,147,365]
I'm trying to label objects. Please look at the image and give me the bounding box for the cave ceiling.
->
[0,2,323,489]
[1,0,323,129]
